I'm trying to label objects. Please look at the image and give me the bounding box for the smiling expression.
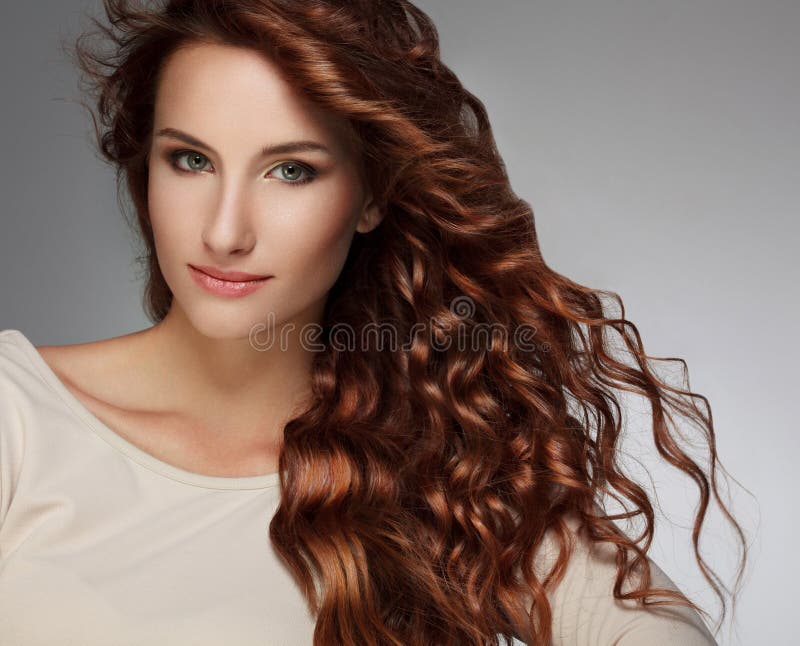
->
[146,41,382,340]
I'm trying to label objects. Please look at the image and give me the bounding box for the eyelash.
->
[165,149,318,186]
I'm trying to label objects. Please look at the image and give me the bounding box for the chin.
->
[177,296,275,343]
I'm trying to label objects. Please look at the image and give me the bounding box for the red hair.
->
[68,1,748,643]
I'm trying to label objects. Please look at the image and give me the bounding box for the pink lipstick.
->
[188,264,272,297]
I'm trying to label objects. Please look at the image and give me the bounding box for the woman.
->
[0,0,747,644]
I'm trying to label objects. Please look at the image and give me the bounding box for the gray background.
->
[1,1,796,643]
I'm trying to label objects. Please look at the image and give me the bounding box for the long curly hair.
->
[66,1,749,643]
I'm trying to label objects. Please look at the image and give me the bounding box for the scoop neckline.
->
[1,328,282,491]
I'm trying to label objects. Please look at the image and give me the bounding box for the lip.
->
[189,264,270,282]
[188,264,272,297]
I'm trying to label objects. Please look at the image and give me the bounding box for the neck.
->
[143,302,318,444]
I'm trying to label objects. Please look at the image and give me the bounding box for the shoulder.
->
[1,327,154,414]
[0,327,73,449]
[0,327,118,462]
[0,329,49,402]
[0,327,148,527]
[0,329,101,406]
[31,335,113,393]
[538,512,718,646]
[0,330,37,528]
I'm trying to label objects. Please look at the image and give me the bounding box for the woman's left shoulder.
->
[542,511,719,646]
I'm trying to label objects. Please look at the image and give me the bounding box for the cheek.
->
[146,169,208,256]
[271,189,361,281]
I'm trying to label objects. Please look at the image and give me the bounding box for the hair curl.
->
[65,1,749,644]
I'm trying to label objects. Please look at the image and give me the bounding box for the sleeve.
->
[545,514,718,646]
[0,359,26,532]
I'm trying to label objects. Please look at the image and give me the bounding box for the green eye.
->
[167,151,317,186]
[278,163,302,181]
[185,152,209,171]
[169,150,211,173]
[270,162,316,185]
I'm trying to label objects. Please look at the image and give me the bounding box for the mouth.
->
[188,264,271,282]
[188,264,272,297]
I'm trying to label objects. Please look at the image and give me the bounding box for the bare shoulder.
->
[35,329,157,411]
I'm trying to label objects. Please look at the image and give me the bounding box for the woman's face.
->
[147,41,381,341]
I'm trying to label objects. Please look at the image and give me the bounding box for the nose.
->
[201,179,257,257]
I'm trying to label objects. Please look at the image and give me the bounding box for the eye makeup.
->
[164,149,319,186]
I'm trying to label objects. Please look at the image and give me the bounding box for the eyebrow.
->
[155,127,333,158]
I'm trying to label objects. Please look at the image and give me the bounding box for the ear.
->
[355,191,384,234]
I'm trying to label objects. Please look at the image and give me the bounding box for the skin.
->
[36,41,382,477]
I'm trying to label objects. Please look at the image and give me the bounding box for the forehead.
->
[153,41,358,157]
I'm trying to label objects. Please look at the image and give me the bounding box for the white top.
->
[0,328,717,645]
